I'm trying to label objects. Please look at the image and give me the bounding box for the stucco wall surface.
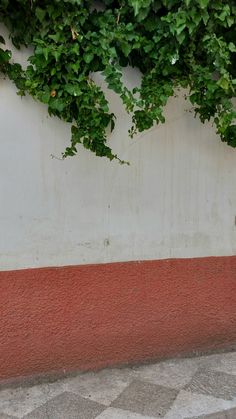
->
[0,28,236,382]
[1,256,236,381]
[0,27,236,270]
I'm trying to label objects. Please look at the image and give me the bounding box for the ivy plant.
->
[0,0,235,162]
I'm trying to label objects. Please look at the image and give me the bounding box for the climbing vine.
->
[0,0,235,162]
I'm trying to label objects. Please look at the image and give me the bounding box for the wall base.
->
[1,256,236,382]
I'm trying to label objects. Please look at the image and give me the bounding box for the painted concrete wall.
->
[1,28,236,383]
[1,257,236,381]
[0,32,236,270]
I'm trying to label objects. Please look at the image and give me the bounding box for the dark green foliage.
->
[0,0,235,161]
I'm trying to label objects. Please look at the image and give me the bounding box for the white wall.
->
[1,37,236,270]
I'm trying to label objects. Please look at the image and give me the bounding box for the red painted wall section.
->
[0,256,236,382]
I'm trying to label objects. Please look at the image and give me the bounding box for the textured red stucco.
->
[0,256,236,382]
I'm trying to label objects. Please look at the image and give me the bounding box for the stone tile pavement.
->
[0,351,236,419]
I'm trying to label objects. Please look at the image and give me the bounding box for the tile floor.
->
[0,351,236,419]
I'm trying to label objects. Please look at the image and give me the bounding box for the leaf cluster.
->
[0,0,235,161]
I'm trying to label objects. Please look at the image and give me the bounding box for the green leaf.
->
[64,84,82,96]
[224,125,236,147]
[48,33,61,43]
[176,31,186,44]
[120,42,132,57]
[35,8,46,23]
[198,0,209,8]
[129,0,141,16]
[0,48,11,63]
[227,16,234,27]
[43,48,49,61]
[228,42,236,53]
[202,11,209,25]
[49,98,66,112]
[217,76,229,91]
[52,50,61,61]
[176,23,186,35]
[84,52,94,64]
[41,91,51,103]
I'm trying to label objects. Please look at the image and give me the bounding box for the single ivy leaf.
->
[176,31,186,44]
[136,8,150,22]
[227,16,234,27]
[84,52,94,64]
[128,0,152,17]
[52,50,61,61]
[43,48,49,61]
[217,76,229,91]
[41,91,51,104]
[198,0,209,8]
[176,23,186,35]
[202,11,209,25]
[224,125,236,147]
[0,48,11,63]
[48,33,61,43]
[64,84,82,96]
[129,0,141,16]
[35,8,46,23]
[120,42,132,57]
[49,98,66,112]
[229,42,236,52]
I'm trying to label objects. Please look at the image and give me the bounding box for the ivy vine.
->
[0,0,235,162]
